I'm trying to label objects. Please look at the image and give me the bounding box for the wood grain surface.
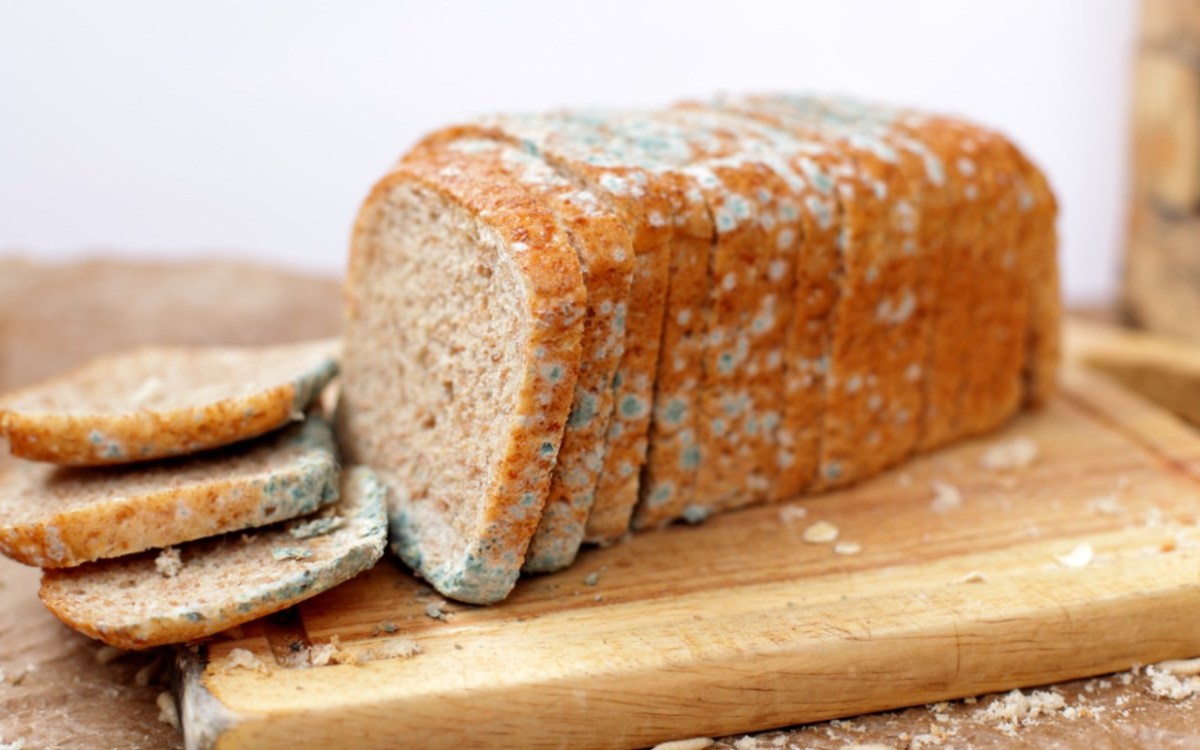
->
[183,365,1200,749]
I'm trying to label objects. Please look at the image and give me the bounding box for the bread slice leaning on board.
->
[337,94,1059,605]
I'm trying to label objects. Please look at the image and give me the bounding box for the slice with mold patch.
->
[0,339,339,466]
[0,415,340,568]
[337,156,585,604]
[38,465,386,650]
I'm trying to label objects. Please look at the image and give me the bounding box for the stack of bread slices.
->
[338,94,1059,605]
[0,340,387,649]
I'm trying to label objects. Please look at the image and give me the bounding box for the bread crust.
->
[38,466,387,650]
[0,416,340,568]
[0,340,338,466]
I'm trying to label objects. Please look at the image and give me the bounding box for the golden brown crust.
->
[0,341,338,466]
[0,417,339,568]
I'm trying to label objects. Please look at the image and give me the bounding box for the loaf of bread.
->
[338,94,1058,604]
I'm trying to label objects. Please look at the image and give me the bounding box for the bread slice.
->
[415,114,688,544]
[0,339,339,466]
[405,136,636,573]
[38,465,387,650]
[0,415,339,568]
[337,157,585,603]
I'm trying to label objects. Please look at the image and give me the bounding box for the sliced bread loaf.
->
[38,465,387,650]
[337,156,586,603]
[0,415,339,568]
[0,339,339,466]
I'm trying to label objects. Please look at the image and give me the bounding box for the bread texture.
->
[404,136,636,573]
[38,465,387,650]
[419,115,686,545]
[337,157,586,603]
[0,415,339,568]
[0,339,339,466]
[345,94,1058,600]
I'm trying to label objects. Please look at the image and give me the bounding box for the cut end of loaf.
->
[338,168,584,604]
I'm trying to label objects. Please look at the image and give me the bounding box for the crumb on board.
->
[1055,543,1094,569]
[982,688,1066,734]
[289,515,344,539]
[584,572,600,586]
[980,437,1039,470]
[958,570,988,584]
[156,691,180,729]
[650,738,714,750]
[310,635,357,667]
[370,621,399,636]
[1147,660,1200,700]
[929,481,962,514]
[833,540,862,555]
[425,601,449,621]
[155,547,183,578]
[802,520,839,544]
[778,504,808,523]
[220,648,270,674]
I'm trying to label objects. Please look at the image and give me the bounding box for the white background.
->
[0,0,1137,305]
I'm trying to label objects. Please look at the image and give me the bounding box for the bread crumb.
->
[1156,657,1200,676]
[359,639,421,663]
[584,572,600,586]
[802,520,839,544]
[929,481,962,514]
[370,621,399,636]
[650,738,713,750]
[271,546,313,561]
[155,547,183,578]
[94,644,128,665]
[1055,543,1093,569]
[309,635,357,666]
[220,648,270,674]
[779,504,808,523]
[958,570,987,584]
[980,437,1039,470]
[289,516,343,539]
[1146,666,1200,700]
[156,691,180,729]
[981,688,1065,733]
[833,540,862,555]
[425,601,449,620]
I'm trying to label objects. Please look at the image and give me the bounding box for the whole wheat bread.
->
[38,465,387,650]
[0,415,339,568]
[0,339,339,466]
[337,157,586,604]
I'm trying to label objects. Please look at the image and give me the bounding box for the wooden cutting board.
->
[176,365,1200,750]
